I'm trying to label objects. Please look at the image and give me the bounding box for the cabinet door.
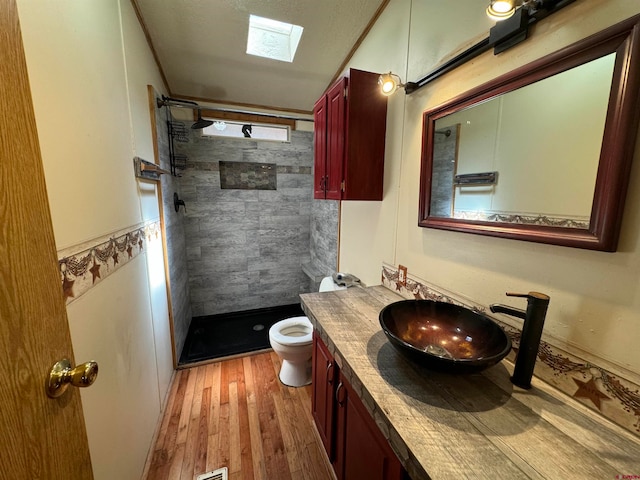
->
[325,77,347,200]
[335,372,405,480]
[311,332,337,459]
[313,95,328,199]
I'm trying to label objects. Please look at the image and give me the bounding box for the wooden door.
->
[313,95,328,199]
[325,77,347,200]
[311,332,337,459]
[0,1,93,477]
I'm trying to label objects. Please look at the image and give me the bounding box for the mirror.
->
[419,15,640,251]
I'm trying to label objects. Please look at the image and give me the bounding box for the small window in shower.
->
[201,119,290,142]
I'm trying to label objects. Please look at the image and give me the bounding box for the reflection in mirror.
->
[419,15,640,251]
[430,54,615,229]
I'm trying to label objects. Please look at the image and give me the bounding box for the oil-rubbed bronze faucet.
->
[490,292,550,389]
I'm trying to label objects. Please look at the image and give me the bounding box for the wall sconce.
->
[487,0,546,22]
[378,72,402,96]
[378,72,417,96]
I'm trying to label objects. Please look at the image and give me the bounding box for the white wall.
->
[120,0,174,409]
[339,0,640,375]
[16,0,172,478]
[337,0,411,277]
[447,54,613,217]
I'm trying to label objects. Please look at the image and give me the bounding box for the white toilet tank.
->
[319,276,347,292]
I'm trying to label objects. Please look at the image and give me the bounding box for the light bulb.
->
[378,72,401,96]
[486,0,516,21]
[492,0,514,12]
[382,80,395,94]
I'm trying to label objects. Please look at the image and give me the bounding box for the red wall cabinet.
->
[313,69,388,200]
[311,332,407,480]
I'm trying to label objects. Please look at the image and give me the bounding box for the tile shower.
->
[155,97,193,359]
[156,105,338,361]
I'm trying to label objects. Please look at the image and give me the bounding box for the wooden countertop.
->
[300,286,640,480]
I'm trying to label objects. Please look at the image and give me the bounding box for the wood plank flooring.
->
[144,351,334,480]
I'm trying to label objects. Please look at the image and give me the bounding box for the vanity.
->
[301,286,640,480]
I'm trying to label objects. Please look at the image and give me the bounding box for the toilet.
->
[269,276,347,387]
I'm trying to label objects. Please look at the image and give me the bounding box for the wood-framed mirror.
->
[418,14,640,251]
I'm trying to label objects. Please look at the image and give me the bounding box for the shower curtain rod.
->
[162,100,313,123]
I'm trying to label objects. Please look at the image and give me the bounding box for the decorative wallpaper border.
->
[58,221,161,304]
[381,264,640,437]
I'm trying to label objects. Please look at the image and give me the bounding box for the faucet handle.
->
[506,292,550,302]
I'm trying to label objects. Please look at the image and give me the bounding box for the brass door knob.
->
[47,358,98,398]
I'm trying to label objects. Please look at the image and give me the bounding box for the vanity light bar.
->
[453,171,498,186]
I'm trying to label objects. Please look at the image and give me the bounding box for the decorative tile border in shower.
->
[57,221,161,305]
[381,263,640,436]
[185,160,312,175]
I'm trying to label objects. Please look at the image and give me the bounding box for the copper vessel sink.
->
[379,300,512,373]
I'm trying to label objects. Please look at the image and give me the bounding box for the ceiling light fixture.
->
[486,0,516,21]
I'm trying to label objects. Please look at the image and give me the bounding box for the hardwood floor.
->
[144,351,334,480]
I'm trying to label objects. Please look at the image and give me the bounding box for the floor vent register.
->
[196,467,228,480]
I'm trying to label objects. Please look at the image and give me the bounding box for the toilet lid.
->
[269,316,313,346]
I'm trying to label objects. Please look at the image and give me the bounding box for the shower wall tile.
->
[174,129,316,316]
[260,214,311,229]
[186,246,201,261]
[155,95,193,361]
[195,186,259,202]
[258,187,312,203]
[248,253,309,272]
[199,290,306,314]
[309,198,339,286]
[258,227,306,241]
[187,230,248,248]
[184,221,200,236]
[197,212,261,230]
[246,202,301,216]
[278,173,313,188]
[184,201,247,218]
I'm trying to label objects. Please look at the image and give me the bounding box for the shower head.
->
[156,95,198,109]
[192,110,214,130]
[157,96,212,129]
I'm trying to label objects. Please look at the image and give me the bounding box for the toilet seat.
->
[269,316,313,347]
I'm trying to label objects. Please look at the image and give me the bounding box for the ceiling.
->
[134,0,388,114]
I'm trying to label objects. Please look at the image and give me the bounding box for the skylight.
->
[246,14,303,63]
